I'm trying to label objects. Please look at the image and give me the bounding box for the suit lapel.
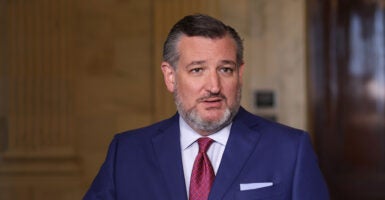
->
[209,109,262,200]
[152,115,188,200]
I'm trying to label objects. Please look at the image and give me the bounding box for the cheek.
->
[177,77,202,94]
[176,80,201,101]
[222,82,241,104]
[223,81,239,95]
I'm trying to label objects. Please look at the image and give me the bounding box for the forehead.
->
[176,35,237,60]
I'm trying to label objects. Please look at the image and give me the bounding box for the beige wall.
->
[0,0,307,199]
[244,0,308,130]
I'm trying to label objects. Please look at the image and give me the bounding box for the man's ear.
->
[161,62,176,92]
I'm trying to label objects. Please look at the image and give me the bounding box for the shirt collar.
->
[180,116,231,150]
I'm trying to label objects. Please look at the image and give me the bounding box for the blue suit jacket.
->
[84,107,329,199]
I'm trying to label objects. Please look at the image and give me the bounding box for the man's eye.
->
[190,68,203,73]
[219,67,234,74]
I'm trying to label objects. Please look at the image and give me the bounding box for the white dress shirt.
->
[179,116,231,195]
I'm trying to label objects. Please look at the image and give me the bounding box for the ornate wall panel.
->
[1,0,77,173]
[0,0,81,199]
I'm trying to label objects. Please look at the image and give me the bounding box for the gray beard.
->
[174,84,242,134]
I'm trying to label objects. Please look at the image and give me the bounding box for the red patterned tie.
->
[189,137,215,200]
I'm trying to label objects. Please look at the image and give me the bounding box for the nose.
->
[206,70,221,94]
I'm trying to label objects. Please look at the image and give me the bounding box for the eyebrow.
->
[219,60,237,66]
[185,60,206,69]
[185,60,237,69]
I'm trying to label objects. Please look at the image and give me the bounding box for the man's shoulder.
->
[236,107,307,139]
[115,113,179,140]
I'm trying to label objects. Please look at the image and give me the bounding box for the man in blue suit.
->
[84,14,329,200]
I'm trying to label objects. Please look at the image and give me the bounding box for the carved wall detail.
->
[1,0,77,174]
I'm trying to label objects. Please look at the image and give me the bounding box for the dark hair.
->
[162,14,244,68]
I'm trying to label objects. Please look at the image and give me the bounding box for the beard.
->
[174,82,242,134]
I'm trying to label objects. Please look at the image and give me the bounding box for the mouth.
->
[199,97,224,108]
[203,97,223,103]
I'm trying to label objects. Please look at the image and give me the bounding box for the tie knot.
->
[197,137,214,153]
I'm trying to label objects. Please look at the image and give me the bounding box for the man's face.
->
[162,35,244,135]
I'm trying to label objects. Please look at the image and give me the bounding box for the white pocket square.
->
[240,182,273,191]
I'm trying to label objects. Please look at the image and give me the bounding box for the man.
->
[84,14,329,200]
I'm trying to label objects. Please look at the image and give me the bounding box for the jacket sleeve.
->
[292,133,330,200]
[83,136,118,200]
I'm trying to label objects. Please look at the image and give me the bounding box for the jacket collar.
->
[209,107,262,200]
[151,114,188,200]
[152,108,262,200]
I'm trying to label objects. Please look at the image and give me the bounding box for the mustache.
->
[197,92,226,102]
